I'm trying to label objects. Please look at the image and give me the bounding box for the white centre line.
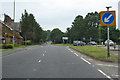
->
[98,69,111,79]
[33,69,37,71]
[74,53,78,56]
[43,54,45,56]
[81,57,91,65]
[38,60,41,63]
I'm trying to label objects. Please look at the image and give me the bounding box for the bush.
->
[2,44,13,49]
[23,40,31,45]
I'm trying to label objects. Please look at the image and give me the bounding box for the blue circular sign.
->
[102,12,114,24]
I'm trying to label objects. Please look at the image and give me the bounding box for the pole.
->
[99,21,101,45]
[106,6,112,57]
[13,0,15,48]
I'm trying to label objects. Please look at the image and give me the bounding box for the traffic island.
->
[70,46,119,63]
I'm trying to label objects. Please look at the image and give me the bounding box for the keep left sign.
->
[100,11,116,26]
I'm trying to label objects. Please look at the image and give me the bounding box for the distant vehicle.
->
[88,41,97,45]
[73,41,78,46]
[73,41,86,46]
[105,40,114,46]
[78,41,86,46]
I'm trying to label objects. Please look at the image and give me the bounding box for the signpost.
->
[62,37,68,44]
[100,7,116,57]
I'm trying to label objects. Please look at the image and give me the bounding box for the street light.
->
[13,0,15,48]
[106,6,112,57]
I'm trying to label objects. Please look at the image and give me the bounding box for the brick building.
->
[0,15,23,45]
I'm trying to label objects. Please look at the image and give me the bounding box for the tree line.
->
[50,11,120,44]
[20,10,47,43]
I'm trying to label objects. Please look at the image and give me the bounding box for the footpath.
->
[99,45,120,57]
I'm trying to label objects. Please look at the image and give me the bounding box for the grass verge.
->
[53,43,72,46]
[70,46,118,61]
[0,43,41,52]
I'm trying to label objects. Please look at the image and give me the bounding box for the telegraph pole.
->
[13,0,15,48]
[106,6,112,57]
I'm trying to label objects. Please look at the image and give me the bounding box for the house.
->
[0,14,23,45]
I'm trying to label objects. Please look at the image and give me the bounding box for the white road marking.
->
[33,69,37,71]
[38,60,41,63]
[74,53,78,56]
[96,64,118,68]
[112,74,119,77]
[70,50,73,53]
[41,46,43,47]
[45,51,46,53]
[98,69,111,79]
[81,57,91,65]
[43,54,45,56]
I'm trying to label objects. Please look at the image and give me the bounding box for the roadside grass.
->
[0,43,41,52]
[53,43,72,46]
[70,46,118,61]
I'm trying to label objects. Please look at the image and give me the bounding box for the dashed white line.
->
[98,69,111,79]
[81,57,91,65]
[45,51,46,53]
[38,60,41,63]
[43,54,45,56]
[74,53,78,56]
[33,69,37,71]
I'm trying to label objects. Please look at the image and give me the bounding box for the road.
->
[2,44,115,79]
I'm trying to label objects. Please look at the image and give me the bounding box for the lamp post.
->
[106,6,112,57]
[13,0,15,48]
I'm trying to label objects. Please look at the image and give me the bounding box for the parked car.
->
[73,41,86,46]
[88,41,97,45]
[104,40,114,46]
[73,41,78,46]
[78,41,86,46]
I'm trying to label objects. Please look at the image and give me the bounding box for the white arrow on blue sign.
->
[102,12,114,24]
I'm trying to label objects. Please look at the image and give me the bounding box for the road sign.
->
[62,37,68,40]
[100,11,116,26]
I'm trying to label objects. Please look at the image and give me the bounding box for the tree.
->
[50,28,63,44]
[20,10,47,43]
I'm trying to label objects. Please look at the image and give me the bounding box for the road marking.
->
[41,46,43,47]
[33,69,37,71]
[74,53,78,56]
[70,50,73,53]
[45,51,46,53]
[96,64,118,68]
[81,57,91,65]
[43,54,45,56]
[98,69,111,79]
[38,60,41,63]
[112,74,119,77]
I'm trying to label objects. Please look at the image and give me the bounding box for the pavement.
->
[1,44,119,79]
[99,45,120,56]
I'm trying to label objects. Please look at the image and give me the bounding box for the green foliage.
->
[23,40,31,45]
[70,46,118,61]
[50,28,63,44]
[20,10,47,43]
[66,11,120,43]
[2,44,13,49]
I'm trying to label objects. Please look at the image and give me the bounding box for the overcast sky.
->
[0,0,119,32]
